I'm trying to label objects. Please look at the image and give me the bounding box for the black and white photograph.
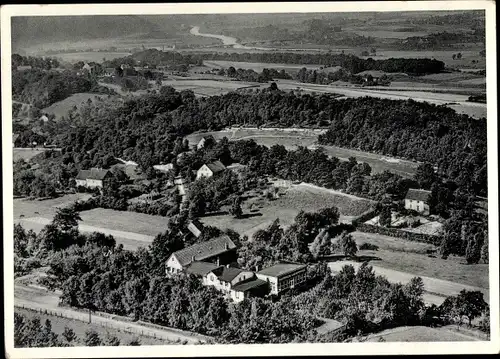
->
[2,1,498,357]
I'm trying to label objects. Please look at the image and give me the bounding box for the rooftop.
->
[231,278,268,292]
[405,188,431,202]
[204,161,226,173]
[185,261,220,277]
[76,168,110,181]
[172,235,237,267]
[211,266,243,283]
[257,262,307,278]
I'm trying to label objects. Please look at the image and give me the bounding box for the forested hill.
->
[105,49,445,75]
[11,15,160,47]
[56,87,486,195]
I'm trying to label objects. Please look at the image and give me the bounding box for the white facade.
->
[196,165,214,180]
[404,198,430,215]
[256,269,307,295]
[165,254,183,275]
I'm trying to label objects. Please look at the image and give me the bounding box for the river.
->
[190,26,274,51]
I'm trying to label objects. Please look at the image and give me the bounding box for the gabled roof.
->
[76,168,111,181]
[204,161,226,173]
[231,278,268,292]
[405,188,431,202]
[185,261,220,277]
[172,235,237,267]
[257,262,307,278]
[211,266,243,283]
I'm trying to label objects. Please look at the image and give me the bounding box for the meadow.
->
[13,148,56,162]
[362,326,479,342]
[42,93,109,121]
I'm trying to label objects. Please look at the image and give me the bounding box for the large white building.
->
[196,161,226,180]
[404,188,431,215]
[255,262,307,295]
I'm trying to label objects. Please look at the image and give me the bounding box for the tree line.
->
[104,49,445,75]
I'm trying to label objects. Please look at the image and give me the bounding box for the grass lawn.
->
[357,247,489,289]
[78,208,169,237]
[13,148,54,162]
[201,183,374,239]
[42,93,109,121]
[352,231,436,254]
[13,194,93,219]
[363,326,479,342]
[15,307,170,346]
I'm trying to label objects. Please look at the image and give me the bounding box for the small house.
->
[75,168,112,188]
[256,262,307,295]
[153,163,174,173]
[196,135,215,150]
[404,188,431,215]
[196,161,226,180]
[165,235,237,275]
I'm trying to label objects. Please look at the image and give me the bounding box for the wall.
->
[165,255,183,275]
[86,179,103,188]
[256,274,278,294]
[276,269,307,293]
[196,165,213,180]
[405,199,430,215]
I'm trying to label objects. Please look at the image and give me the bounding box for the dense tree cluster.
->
[12,68,114,109]
[216,66,291,82]
[14,312,139,347]
[105,49,445,75]
[289,263,427,335]
[12,54,60,70]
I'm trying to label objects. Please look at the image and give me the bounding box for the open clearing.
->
[159,78,259,96]
[42,93,109,121]
[186,128,420,177]
[201,182,374,239]
[14,194,93,219]
[352,231,435,254]
[361,326,479,342]
[15,307,169,346]
[13,148,55,162]
[328,260,489,305]
[203,60,322,73]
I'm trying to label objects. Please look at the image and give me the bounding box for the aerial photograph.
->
[6,5,494,351]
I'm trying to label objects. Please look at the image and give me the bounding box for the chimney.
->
[216,258,220,267]
[191,255,195,262]
[255,265,259,272]
[224,242,229,250]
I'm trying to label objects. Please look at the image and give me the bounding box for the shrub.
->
[359,243,379,251]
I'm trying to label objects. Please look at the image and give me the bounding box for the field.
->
[50,51,132,63]
[42,93,109,121]
[14,194,93,219]
[361,326,480,342]
[201,182,375,239]
[352,231,435,254]
[13,148,55,162]
[15,307,169,346]
[203,60,322,74]
[159,78,260,96]
[186,128,420,177]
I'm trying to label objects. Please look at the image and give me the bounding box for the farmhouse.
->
[75,168,112,188]
[256,262,307,295]
[174,175,188,196]
[196,135,215,150]
[153,163,174,173]
[405,188,431,215]
[196,161,226,180]
[165,235,237,275]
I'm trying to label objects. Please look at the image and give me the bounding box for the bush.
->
[359,243,379,251]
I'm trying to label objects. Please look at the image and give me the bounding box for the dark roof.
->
[185,261,220,277]
[211,266,243,282]
[405,188,431,202]
[172,235,237,267]
[205,161,226,173]
[231,278,268,292]
[257,262,307,278]
[75,168,110,181]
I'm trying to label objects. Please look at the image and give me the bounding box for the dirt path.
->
[14,285,209,344]
[328,261,489,305]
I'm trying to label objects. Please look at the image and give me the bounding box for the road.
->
[14,285,209,344]
[328,261,489,306]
